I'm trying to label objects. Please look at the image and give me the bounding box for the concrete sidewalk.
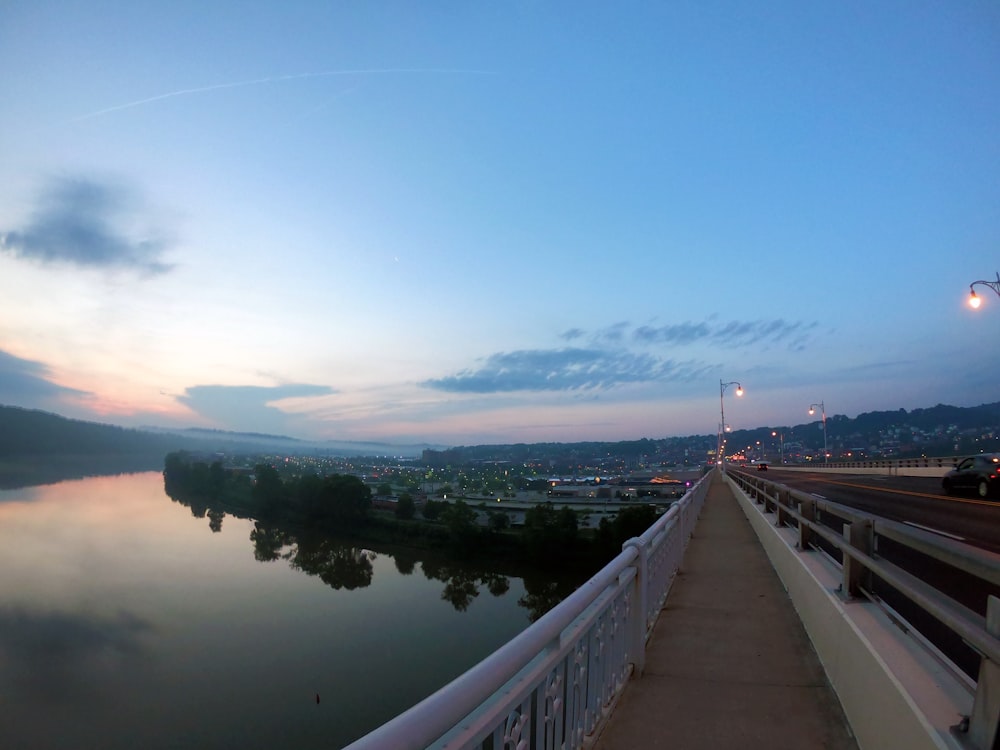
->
[592,473,858,750]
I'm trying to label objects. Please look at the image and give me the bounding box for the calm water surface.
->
[0,472,573,749]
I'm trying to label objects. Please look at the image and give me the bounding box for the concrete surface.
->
[591,473,858,750]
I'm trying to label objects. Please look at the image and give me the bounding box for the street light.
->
[968,272,1000,309]
[808,401,828,464]
[719,380,743,469]
[771,430,784,465]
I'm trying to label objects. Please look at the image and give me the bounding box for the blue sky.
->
[1,1,998,447]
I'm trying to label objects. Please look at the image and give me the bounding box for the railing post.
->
[842,520,873,598]
[623,539,648,678]
[798,498,815,549]
[969,595,1000,749]
[775,488,789,527]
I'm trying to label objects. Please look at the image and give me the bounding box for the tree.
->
[443,500,480,550]
[319,474,372,525]
[252,464,286,516]
[487,510,510,532]
[396,493,416,520]
[422,499,446,521]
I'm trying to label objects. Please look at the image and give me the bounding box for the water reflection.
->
[171,487,578,620]
[0,606,152,702]
[0,472,590,749]
[288,533,375,591]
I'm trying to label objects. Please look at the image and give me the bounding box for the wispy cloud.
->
[424,317,817,396]
[634,319,815,350]
[73,68,498,121]
[422,348,713,394]
[0,177,173,274]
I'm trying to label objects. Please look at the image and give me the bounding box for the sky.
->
[1,1,998,448]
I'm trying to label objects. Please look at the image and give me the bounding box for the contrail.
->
[72,68,496,121]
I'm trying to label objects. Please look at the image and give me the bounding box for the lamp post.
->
[968,272,1000,309]
[772,430,784,465]
[808,402,827,464]
[719,380,743,469]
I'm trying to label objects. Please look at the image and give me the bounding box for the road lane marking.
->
[802,477,998,507]
[903,521,966,542]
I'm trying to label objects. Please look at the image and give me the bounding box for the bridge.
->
[344,463,1000,750]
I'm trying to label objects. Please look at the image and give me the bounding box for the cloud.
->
[177,383,336,434]
[0,176,173,274]
[559,328,585,341]
[422,347,713,393]
[0,349,88,403]
[634,319,815,350]
[422,317,817,397]
[633,322,711,345]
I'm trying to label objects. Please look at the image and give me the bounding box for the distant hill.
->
[0,405,443,488]
[2,400,997,487]
[0,405,181,458]
[141,425,445,457]
[0,405,189,488]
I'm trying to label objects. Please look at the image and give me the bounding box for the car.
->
[942,454,1000,499]
[756,463,769,471]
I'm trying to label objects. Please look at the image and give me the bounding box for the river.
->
[0,471,583,749]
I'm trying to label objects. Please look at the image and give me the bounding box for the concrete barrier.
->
[773,465,948,478]
[725,474,973,750]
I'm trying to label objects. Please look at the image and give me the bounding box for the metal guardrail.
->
[728,468,1000,750]
[832,456,956,469]
[342,472,712,750]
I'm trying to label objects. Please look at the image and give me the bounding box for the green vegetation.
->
[162,451,657,573]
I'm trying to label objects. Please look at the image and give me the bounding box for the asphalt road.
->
[740,467,1000,554]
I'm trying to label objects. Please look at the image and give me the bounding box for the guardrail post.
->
[775,488,789,527]
[798,498,815,549]
[969,595,1000,749]
[842,520,873,599]
[623,539,648,678]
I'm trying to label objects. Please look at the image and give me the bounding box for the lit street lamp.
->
[968,272,1000,309]
[719,380,743,469]
[808,401,828,464]
[771,430,784,465]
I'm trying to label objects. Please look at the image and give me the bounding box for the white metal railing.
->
[342,471,712,750]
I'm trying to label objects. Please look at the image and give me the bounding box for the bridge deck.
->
[592,472,859,750]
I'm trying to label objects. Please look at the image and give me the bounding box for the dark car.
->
[942,454,1000,499]
[756,463,769,471]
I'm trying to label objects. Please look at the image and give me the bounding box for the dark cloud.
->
[422,348,713,393]
[178,383,335,434]
[0,349,89,403]
[0,176,173,274]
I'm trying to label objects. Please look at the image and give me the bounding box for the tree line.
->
[163,451,661,570]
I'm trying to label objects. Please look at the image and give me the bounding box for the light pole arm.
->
[969,272,1000,307]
